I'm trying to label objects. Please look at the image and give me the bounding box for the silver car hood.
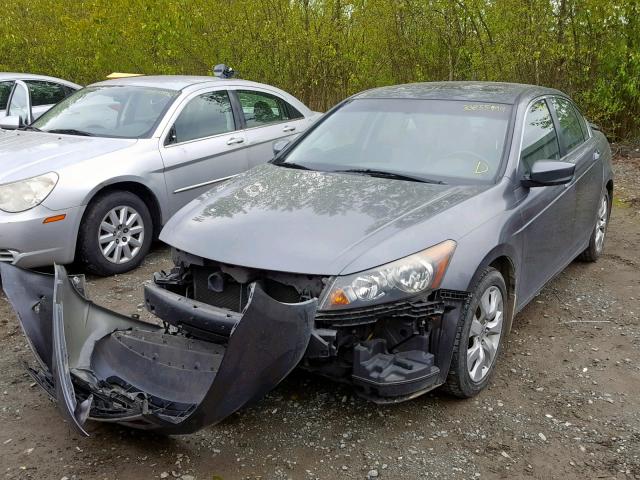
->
[0,131,136,183]
[161,164,489,275]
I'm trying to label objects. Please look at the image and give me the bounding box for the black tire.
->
[578,191,610,263]
[443,267,508,398]
[77,191,153,276]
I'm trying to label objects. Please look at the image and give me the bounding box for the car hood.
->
[0,131,136,183]
[161,164,490,275]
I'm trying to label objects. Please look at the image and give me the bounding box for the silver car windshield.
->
[32,86,179,138]
[281,99,512,184]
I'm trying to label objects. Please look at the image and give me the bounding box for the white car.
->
[0,72,321,275]
[0,73,81,127]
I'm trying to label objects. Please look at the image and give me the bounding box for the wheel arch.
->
[465,246,518,335]
[606,178,613,201]
[81,181,163,239]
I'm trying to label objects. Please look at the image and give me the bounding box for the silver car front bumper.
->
[0,205,84,268]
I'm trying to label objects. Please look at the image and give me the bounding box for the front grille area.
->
[316,297,445,326]
[0,249,18,263]
[192,267,250,312]
[191,266,302,313]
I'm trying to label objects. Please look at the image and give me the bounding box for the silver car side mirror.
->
[272,139,290,155]
[0,115,23,130]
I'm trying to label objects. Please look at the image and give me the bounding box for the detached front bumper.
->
[0,263,316,435]
[0,205,84,268]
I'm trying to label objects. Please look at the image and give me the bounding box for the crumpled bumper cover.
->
[0,263,316,435]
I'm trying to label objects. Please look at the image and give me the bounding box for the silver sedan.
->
[0,75,320,275]
[0,72,80,127]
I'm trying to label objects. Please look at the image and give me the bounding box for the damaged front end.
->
[0,263,316,435]
[1,246,469,435]
[147,250,470,404]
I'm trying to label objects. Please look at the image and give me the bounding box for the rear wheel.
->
[77,191,153,276]
[444,267,508,398]
[579,190,609,262]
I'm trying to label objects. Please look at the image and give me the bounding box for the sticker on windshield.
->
[474,161,489,174]
[464,104,507,113]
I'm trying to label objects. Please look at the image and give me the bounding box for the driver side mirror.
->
[521,160,575,187]
[0,115,24,130]
[272,139,290,155]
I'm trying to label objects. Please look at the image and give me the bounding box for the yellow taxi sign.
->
[106,72,144,79]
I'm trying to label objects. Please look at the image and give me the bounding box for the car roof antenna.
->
[213,64,237,79]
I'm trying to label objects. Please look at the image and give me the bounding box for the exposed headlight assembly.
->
[0,172,59,213]
[320,240,456,310]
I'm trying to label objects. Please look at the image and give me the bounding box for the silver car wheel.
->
[98,206,145,264]
[467,285,504,383]
[595,194,608,253]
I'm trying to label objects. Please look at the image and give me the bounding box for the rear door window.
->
[551,97,586,152]
[520,100,561,173]
[0,81,14,110]
[237,90,301,127]
[25,81,70,107]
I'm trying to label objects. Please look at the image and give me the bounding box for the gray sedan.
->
[0,82,613,435]
[0,72,80,127]
[0,74,319,274]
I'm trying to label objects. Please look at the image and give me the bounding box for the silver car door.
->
[232,88,309,168]
[159,88,248,215]
[6,80,32,124]
[549,97,602,252]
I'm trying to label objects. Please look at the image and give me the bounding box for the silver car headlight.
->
[0,172,59,213]
[320,240,457,310]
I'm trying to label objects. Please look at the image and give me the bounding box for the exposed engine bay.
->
[0,251,468,435]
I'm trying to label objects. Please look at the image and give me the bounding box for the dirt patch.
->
[0,156,638,480]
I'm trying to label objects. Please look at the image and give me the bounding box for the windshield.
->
[280,99,512,184]
[32,85,179,138]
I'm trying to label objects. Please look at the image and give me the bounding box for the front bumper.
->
[0,264,316,435]
[0,205,84,267]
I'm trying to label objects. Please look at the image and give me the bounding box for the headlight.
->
[0,172,59,213]
[320,240,456,310]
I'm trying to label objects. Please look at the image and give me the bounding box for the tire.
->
[77,191,153,276]
[443,267,508,398]
[578,190,610,262]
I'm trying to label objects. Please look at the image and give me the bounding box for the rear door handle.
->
[593,149,601,160]
[283,125,296,133]
[226,137,244,145]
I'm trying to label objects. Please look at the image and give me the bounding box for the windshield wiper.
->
[18,125,41,132]
[46,128,94,137]
[334,168,446,184]
[277,162,314,171]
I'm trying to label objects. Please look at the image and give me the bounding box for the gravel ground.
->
[0,150,638,480]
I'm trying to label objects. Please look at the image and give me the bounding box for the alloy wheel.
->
[467,285,504,382]
[595,194,608,253]
[98,205,145,264]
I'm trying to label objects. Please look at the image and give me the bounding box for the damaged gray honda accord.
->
[1,82,613,435]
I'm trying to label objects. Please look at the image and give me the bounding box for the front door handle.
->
[283,125,296,133]
[226,137,244,145]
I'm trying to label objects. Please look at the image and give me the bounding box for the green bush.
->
[2,0,638,140]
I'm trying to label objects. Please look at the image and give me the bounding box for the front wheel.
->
[77,191,153,276]
[443,267,508,398]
